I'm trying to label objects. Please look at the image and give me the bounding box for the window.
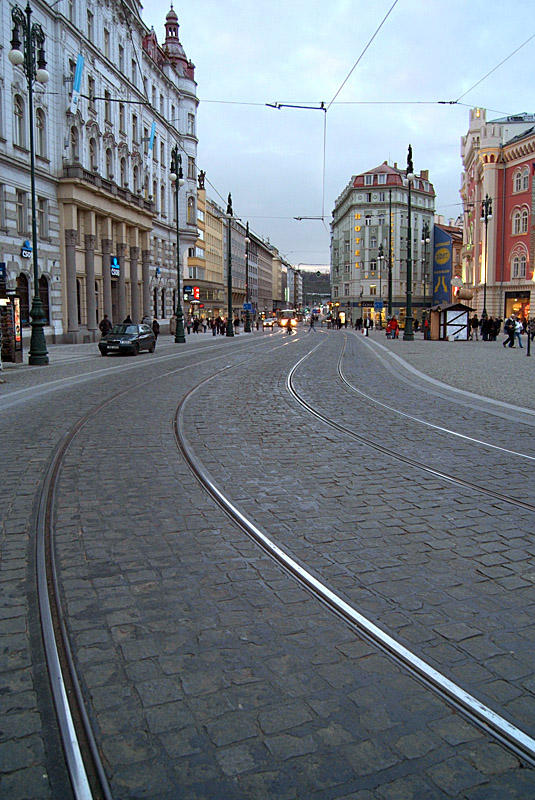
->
[344,283,349,296]
[119,104,125,132]
[152,136,157,161]
[120,157,127,187]
[70,126,79,161]
[378,192,386,202]
[365,174,373,185]
[104,91,111,123]
[131,59,137,84]
[39,276,50,324]
[106,148,113,180]
[378,215,385,226]
[370,236,377,248]
[522,208,529,233]
[378,174,386,184]
[14,95,25,147]
[37,197,48,237]
[187,196,195,224]
[160,141,165,164]
[513,210,522,235]
[68,0,74,22]
[370,259,377,271]
[104,29,110,59]
[16,190,27,234]
[133,165,139,193]
[365,215,371,226]
[171,105,176,124]
[512,254,526,278]
[160,94,164,114]
[143,127,149,155]
[88,76,95,110]
[87,10,93,41]
[151,85,156,107]
[132,114,138,143]
[370,285,377,295]
[366,193,372,203]
[160,184,166,215]
[36,109,46,157]
[188,156,195,180]
[522,169,529,191]
[89,137,97,171]
[187,113,195,135]
[514,171,522,192]
[118,44,124,73]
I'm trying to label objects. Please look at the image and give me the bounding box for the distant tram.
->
[277,309,299,329]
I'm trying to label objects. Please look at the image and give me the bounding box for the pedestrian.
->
[308,316,315,333]
[202,319,207,333]
[233,316,240,334]
[193,318,199,333]
[169,313,177,337]
[99,314,113,336]
[385,320,392,339]
[413,318,419,333]
[123,314,133,324]
[390,316,400,339]
[470,315,479,341]
[514,316,524,348]
[152,318,160,339]
[186,317,192,335]
[502,314,516,348]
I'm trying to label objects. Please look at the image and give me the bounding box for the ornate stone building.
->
[1,0,198,343]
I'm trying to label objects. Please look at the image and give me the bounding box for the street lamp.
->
[9,3,50,365]
[244,221,251,332]
[225,194,234,336]
[403,145,415,341]
[388,187,393,317]
[480,194,492,319]
[377,243,385,317]
[170,146,186,343]
[421,221,430,310]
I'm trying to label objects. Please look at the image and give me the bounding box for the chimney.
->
[394,162,397,169]
[420,169,429,180]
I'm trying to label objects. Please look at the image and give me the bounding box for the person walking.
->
[470,314,479,341]
[390,316,399,339]
[514,316,524,348]
[152,318,160,340]
[233,316,240,334]
[308,316,315,333]
[99,314,113,337]
[169,313,177,337]
[528,316,535,342]
[123,314,133,324]
[503,314,516,348]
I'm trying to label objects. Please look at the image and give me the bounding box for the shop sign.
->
[21,240,32,259]
[110,256,120,277]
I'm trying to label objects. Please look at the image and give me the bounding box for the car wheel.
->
[132,343,140,356]
[100,350,107,357]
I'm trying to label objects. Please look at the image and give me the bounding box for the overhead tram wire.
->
[454,32,535,102]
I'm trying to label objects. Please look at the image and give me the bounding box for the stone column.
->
[65,229,79,335]
[101,238,112,320]
[85,234,97,332]
[117,242,127,322]
[130,246,140,322]
[142,249,151,320]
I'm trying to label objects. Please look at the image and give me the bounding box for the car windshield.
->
[111,324,138,335]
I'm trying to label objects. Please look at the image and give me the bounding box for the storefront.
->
[504,290,531,320]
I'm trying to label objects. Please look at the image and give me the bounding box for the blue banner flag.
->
[432,227,452,305]
[148,122,156,155]
[69,54,84,115]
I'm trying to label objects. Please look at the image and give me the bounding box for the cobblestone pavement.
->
[1,328,535,798]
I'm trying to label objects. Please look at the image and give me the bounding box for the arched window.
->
[70,126,79,161]
[187,196,195,224]
[120,157,127,187]
[522,168,530,191]
[521,208,529,233]
[512,254,527,279]
[152,180,157,206]
[17,274,30,325]
[89,137,97,171]
[39,275,49,324]
[14,94,25,147]
[513,210,522,235]
[106,148,113,180]
[36,109,46,157]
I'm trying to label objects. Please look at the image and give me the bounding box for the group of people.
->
[98,314,160,339]
[469,313,535,347]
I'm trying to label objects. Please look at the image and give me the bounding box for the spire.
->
[164,4,189,72]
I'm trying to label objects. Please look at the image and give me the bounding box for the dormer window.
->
[365,174,373,186]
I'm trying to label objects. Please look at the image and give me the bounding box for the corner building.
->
[331,161,435,326]
[1,0,198,343]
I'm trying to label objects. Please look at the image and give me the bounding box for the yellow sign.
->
[435,247,450,265]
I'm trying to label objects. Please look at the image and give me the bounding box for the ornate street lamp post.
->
[421,221,430,310]
[388,188,393,317]
[377,244,385,324]
[244,221,251,332]
[403,145,415,341]
[480,194,492,319]
[170,146,186,343]
[225,194,234,337]
[9,3,50,365]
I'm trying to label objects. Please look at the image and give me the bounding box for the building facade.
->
[1,0,198,343]
[460,108,535,320]
[331,161,436,325]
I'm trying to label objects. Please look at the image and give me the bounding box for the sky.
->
[143,0,535,270]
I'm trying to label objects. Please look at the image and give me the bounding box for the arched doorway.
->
[16,274,30,325]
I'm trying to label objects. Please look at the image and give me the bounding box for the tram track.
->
[173,338,535,768]
[286,337,535,514]
[30,334,282,799]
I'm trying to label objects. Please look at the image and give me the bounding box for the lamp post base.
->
[244,310,251,333]
[28,296,49,365]
[403,318,414,341]
[174,307,186,343]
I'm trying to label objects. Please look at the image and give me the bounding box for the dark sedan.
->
[98,323,156,356]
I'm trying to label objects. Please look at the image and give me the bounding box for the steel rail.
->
[288,344,535,513]
[174,342,535,768]
[338,338,535,461]
[32,335,278,799]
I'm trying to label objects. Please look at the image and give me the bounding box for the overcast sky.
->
[143,0,535,269]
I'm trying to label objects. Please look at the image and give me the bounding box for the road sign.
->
[374,301,384,310]
[243,302,252,310]
[184,285,193,293]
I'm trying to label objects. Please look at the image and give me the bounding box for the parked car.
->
[99,324,156,356]
[262,318,276,329]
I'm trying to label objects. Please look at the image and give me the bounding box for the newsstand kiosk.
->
[0,265,23,363]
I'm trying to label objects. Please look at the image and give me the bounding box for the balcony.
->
[61,163,154,213]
